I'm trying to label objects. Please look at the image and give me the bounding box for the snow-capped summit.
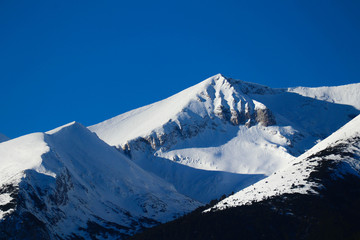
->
[1,74,360,239]
[89,74,276,148]
[90,74,358,176]
[0,121,199,239]
[88,74,301,203]
[87,74,359,210]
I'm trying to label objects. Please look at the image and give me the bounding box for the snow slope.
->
[288,83,360,110]
[0,122,199,239]
[128,152,266,203]
[209,114,360,211]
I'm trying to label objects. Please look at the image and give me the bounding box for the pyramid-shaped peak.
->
[212,73,228,80]
[207,73,231,86]
[204,74,274,95]
[90,74,279,148]
[46,121,88,135]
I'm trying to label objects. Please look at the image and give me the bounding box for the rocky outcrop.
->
[255,108,276,127]
[121,118,210,153]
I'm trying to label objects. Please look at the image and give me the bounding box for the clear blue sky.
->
[1,0,359,138]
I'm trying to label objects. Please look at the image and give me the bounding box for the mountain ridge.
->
[288,83,360,110]
[0,121,200,239]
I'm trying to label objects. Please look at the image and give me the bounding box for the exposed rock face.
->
[121,119,209,153]
[255,108,276,127]
[213,102,276,127]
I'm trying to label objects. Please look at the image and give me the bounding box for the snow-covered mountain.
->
[131,114,360,240]
[0,122,199,239]
[90,75,358,173]
[210,113,360,210]
[0,133,9,143]
[90,74,359,203]
[1,74,359,239]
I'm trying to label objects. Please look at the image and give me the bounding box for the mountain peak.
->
[90,75,277,148]
[212,73,227,79]
[46,121,86,135]
[210,73,229,84]
[90,75,358,176]
[205,74,275,96]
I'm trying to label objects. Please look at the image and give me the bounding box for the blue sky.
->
[1,0,359,138]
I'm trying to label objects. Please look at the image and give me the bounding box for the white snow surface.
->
[155,125,293,175]
[208,114,360,211]
[288,83,360,110]
[0,133,50,189]
[0,133,53,219]
[129,149,266,203]
[0,122,199,238]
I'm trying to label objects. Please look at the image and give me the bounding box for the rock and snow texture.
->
[1,74,359,238]
[89,74,302,203]
[0,133,9,143]
[208,114,360,211]
[288,83,360,110]
[90,74,359,177]
[89,74,277,147]
[0,122,199,239]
